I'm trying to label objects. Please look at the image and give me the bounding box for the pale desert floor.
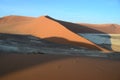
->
[0,54,120,80]
[110,34,120,51]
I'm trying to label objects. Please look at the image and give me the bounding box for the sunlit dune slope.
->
[0,15,109,51]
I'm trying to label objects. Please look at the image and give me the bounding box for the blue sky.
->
[0,0,120,24]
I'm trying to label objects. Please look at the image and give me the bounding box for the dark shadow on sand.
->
[44,37,101,50]
[0,54,73,77]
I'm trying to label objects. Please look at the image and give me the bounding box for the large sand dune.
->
[0,15,109,51]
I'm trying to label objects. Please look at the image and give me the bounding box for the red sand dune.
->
[0,15,109,52]
[78,23,120,34]
[0,15,36,33]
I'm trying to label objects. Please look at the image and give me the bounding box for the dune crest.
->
[0,15,35,24]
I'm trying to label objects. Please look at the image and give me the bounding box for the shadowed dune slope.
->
[0,16,109,51]
[47,16,120,34]
[45,16,109,34]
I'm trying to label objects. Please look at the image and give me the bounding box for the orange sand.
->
[0,54,120,80]
[0,15,35,24]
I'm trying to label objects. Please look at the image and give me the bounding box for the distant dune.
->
[0,15,35,24]
[78,23,120,34]
[0,15,109,52]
